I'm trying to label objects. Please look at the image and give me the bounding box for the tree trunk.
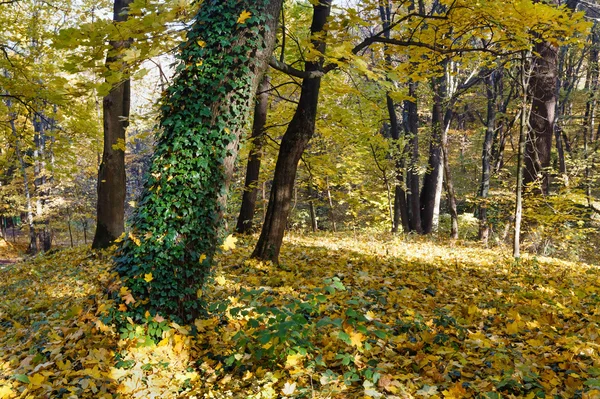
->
[524,39,558,195]
[308,182,318,233]
[514,53,531,259]
[441,115,458,240]
[420,76,444,234]
[92,0,133,249]
[404,82,422,233]
[380,1,409,233]
[479,71,499,244]
[326,176,336,232]
[236,76,269,234]
[584,24,599,207]
[115,0,283,323]
[252,0,331,263]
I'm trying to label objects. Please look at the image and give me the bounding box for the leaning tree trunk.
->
[236,76,269,234]
[115,0,283,323]
[252,0,331,263]
[92,0,132,249]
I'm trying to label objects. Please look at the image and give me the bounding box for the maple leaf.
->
[221,234,237,251]
[282,381,296,396]
[144,273,153,283]
[349,330,364,348]
[28,373,45,386]
[237,10,251,24]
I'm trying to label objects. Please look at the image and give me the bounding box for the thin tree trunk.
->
[584,25,599,207]
[236,76,270,234]
[10,116,36,254]
[326,176,336,232]
[308,182,318,232]
[92,0,133,249]
[252,0,331,263]
[514,52,531,259]
[405,83,422,234]
[421,75,445,234]
[380,1,409,233]
[479,71,499,244]
[441,118,458,239]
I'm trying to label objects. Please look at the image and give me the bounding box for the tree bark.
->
[236,76,269,234]
[479,71,499,244]
[92,0,132,249]
[420,76,444,234]
[404,82,422,233]
[252,0,331,263]
[524,39,558,195]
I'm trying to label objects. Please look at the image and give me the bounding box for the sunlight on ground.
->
[1,234,599,398]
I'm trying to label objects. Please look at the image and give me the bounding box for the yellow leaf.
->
[285,353,303,368]
[237,10,252,24]
[197,39,206,47]
[199,254,207,263]
[221,234,237,251]
[215,275,226,286]
[349,330,364,348]
[29,373,45,386]
[118,303,127,312]
[506,321,519,335]
[144,273,153,283]
[0,385,14,398]
[128,231,141,246]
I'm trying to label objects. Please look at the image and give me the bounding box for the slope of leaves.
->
[1,234,600,398]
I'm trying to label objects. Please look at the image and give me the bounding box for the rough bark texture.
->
[524,39,557,194]
[252,0,331,263]
[236,76,269,234]
[92,0,132,249]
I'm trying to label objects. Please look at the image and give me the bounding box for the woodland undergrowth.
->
[1,233,600,399]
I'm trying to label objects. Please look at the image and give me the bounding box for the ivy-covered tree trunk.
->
[252,0,331,264]
[92,0,132,249]
[236,76,269,234]
[115,0,283,323]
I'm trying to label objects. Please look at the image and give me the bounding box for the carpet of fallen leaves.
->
[1,232,600,399]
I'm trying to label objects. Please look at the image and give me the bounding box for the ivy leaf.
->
[144,273,154,283]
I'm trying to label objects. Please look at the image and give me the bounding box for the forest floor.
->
[1,232,599,399]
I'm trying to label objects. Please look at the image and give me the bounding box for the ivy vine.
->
[114,0,271,324]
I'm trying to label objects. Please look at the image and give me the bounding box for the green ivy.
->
[114,0,271,323]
